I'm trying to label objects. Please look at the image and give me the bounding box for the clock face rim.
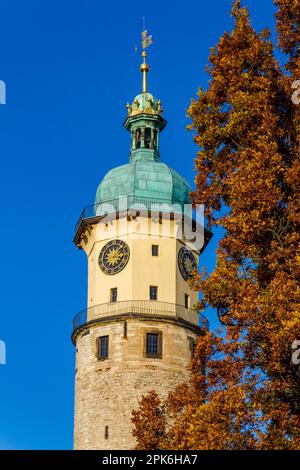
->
[178,246,198,281]
[98,239,130,275]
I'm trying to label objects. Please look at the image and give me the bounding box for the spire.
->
[123,25,166,163]
[140,51,149,93]
[140,29,152,93]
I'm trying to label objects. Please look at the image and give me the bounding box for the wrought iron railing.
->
[72,300,209,332]
[74,196,208,234]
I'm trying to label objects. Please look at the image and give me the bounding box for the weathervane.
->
[140,19,152,93]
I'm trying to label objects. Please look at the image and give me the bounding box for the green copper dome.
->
[95,159,191,212]
[128,92,161,115]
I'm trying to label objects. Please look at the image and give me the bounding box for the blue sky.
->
[0,0,277,450]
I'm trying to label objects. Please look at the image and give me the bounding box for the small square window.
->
[150,286,158,300]
[185,294,190,309]
[98,336,109,360]
[110,288,118,303]
[146,332,162,358]
[152,245,159,256]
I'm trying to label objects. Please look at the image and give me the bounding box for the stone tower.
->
[72,36,211,450]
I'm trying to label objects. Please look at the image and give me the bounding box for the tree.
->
[132,0,300,449]
[132,332,261,450]
[131,390,167,450]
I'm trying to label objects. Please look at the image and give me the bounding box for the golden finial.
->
[140,26,152,93]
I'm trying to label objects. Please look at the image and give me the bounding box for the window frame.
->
[110,287,118,303]
[144,127,152,149]
[135,128,142,149]
[149,285,158,301]
[151,244,159,257]
[97,335,109,361]
[145,331,163,359]
[184,293,190,309]
[187,336,196,359]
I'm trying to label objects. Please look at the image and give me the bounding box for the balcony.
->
[75,196,199,232]
[72,300,209,338]
[73,196,213,249]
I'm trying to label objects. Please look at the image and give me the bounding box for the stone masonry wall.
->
[73,317,200,450]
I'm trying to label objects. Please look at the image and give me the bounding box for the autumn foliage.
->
[132,0,300,449]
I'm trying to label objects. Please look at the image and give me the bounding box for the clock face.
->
[178,247,198,281]
[98,239,130,275]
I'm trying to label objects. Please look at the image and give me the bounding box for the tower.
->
[72,32,211,450]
